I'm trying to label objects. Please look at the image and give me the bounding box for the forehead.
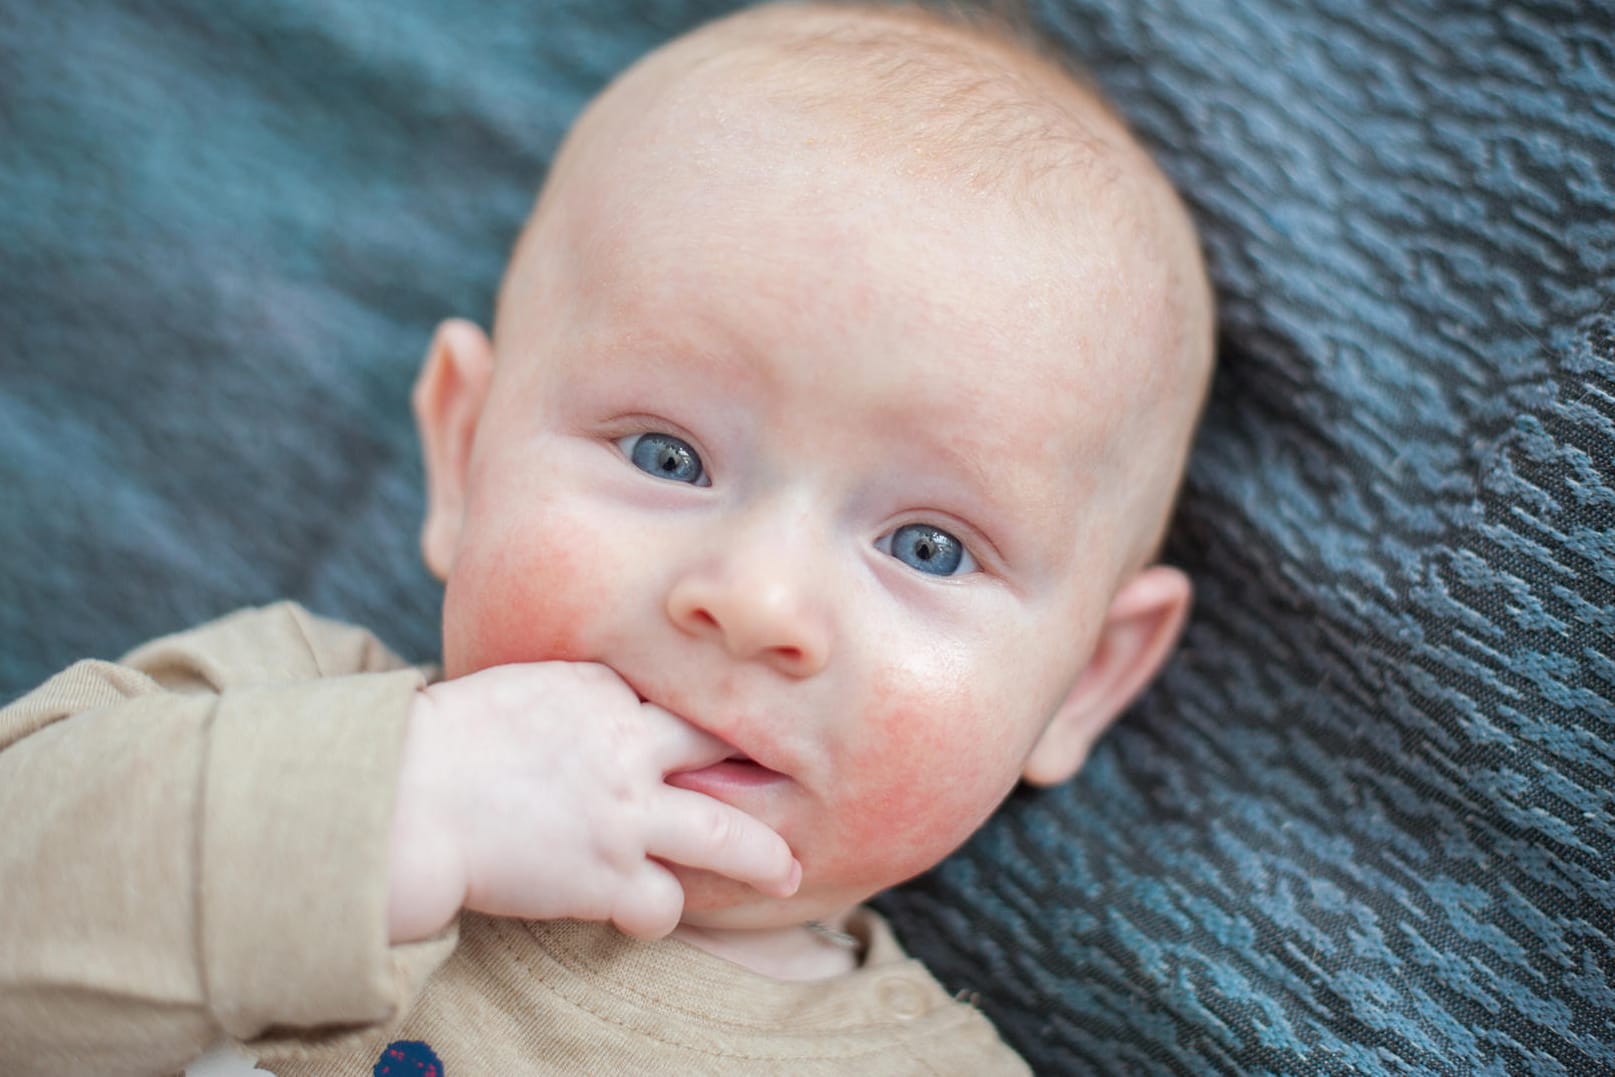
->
[551,187,1130,475]
[515,103,1168,424]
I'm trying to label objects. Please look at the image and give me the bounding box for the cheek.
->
[441,509,617,677]
[813,668,1027,891]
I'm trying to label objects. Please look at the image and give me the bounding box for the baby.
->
[0,2,1212,1073]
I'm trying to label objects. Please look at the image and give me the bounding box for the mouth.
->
[626,679,789,791]
[715,748,780,776]
[667,754,788,792]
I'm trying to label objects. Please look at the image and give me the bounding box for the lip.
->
[620,672,790,782]
[666,757,790,797]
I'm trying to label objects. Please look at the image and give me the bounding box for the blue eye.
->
[883,523,976,577]
[618,432,707,485]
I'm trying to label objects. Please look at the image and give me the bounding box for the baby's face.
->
[423,63,1203,929]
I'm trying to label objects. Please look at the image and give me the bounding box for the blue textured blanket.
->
[2,2,1610,1071]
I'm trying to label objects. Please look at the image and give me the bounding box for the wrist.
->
[386,688,467,943]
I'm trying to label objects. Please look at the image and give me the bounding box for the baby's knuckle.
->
[697,805,737,849]
[590,819,643,872]
[602,772,636,806]
[603,722,653,770]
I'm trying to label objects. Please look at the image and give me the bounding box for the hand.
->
[385,662,799,944]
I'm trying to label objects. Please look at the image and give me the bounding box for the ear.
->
[1022,565,1192,787]
[413,318,496,581]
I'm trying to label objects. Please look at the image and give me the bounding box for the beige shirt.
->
[0,604,1028,1075]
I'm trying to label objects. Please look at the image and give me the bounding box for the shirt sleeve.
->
[0,605,457,1077]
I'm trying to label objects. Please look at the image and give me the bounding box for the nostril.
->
[668,579,827,674]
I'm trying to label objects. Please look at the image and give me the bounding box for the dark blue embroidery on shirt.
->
[373,1040,441,1077]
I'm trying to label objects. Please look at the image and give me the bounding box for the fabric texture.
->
[0,604,448,1076]
[0,605,1024,1076]
[1,0,1611,1072]
[258,911,1025,1076]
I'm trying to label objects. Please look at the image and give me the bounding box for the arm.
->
[0,606,443,1076]
[1,605,799,1075]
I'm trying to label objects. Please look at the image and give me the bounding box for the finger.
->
[609,860,686,940]
[634,702,738,773]
[647,788,801,898]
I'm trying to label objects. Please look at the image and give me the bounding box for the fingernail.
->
[783,859,802,896]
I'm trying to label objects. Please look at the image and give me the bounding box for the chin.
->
[673,867,861,930]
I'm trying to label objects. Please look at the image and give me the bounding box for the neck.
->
[670,912,862,981]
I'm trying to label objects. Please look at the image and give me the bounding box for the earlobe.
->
[413,318,496,581]
[1022,565,1193,787]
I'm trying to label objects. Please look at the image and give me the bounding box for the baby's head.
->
[414,1,1213,929]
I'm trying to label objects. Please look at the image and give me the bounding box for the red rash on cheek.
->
[808,681,1015,896]
[442,526,610,677]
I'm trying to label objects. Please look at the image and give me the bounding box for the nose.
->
[665,520,833,678]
